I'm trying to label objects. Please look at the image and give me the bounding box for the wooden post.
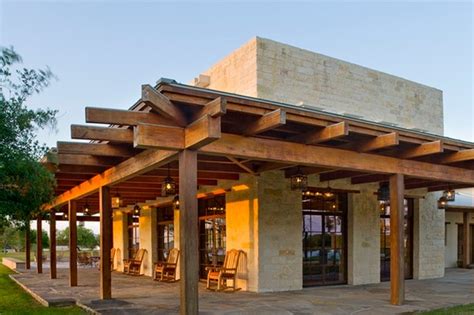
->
[100,186,112,299]
[389,173,405,305]
[69,200,77,286]
[179,150,199,315]
[50,209,57,279]
[36,215,42,274]
[463,212,471,268]
[25,222,31,270]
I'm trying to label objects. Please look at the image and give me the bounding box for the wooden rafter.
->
[292,121,349,145]
[57,142,136,157]
[402,140,444,159]
[244,109,286,136]
[71,125,133,143]
[85,107,170,126]
[57,154,120,167]
[191,97,227,121]
[226,156,255,175]
[319,170,367,182]
[142,84,187,127]
[358,132,399,152]
[440,149,474,164]
[351,174,389,185]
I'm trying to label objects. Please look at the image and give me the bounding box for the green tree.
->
[30,229,49,248]
[57,226,99,249]
[0,47,57,228]
[0,222,22,251]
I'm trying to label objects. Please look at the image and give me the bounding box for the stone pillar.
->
[112,211,128,271]
[138,206,157,276]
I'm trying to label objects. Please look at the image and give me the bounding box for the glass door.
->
[380,198,414,281]
[302,191,347,286]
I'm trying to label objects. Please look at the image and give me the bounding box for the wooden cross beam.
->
[85,107,170,126]
[402,140,444,159]
[319,170,368,182]
[57,142,136,157]
[71,125,133,143]
[359,132,399,152]
[142,84,187,127]
[351,174,389,185]
[244,109,286,136]
[226,156,255,175]
[291,121,349,145]
[191,97,227,122]
[57,154,121,167]
[440,149,474,164]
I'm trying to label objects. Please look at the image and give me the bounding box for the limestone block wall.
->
[256,171,302,292]
[112,211,128,271]
[413,192,445,279]
[194,37,443,135]
[138,207,157,277]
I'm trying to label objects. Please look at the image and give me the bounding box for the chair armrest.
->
[205,266,222,272]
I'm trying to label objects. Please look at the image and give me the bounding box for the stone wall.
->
[194,37,444,135]
[112,211,128,272]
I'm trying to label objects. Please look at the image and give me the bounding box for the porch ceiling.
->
[42,78,474,212]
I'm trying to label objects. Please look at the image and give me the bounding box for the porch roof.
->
[42,78,474,213]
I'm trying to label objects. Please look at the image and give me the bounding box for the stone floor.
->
[9,268,474,314]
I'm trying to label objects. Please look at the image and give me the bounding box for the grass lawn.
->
[0,253,85,314]
[419,304,474,314]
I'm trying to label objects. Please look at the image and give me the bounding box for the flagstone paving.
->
[9,267,474,314]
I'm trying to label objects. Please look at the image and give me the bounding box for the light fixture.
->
[173,195,180,210]
[290,166,308,191]
[377,182,390,201]
[111,190,122,209]
[162,165,176,196]
[323,181,334,198]
[443,188,456,202]
[83,201,90,216]
[133,204,141,217]
[63,212,68,220]
[437,196,448,209]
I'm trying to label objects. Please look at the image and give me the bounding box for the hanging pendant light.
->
[111,190,122,209]
[437,196,448,209]
[290,166,308,191]
[63,212,68,220]
[323,181,334,198]
[162,165,176,196]
[83,200,91,216]
[377,182,390,201]
[133,204,141,217]
[443,188,456,202]
[173,195,180,210]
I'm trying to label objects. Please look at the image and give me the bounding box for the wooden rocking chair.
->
[206,249,242,292]
[98,248,116,271]
[123,248,146,275]
[154,248,180,282]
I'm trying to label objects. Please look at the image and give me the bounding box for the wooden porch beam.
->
[256,162,294,173]
[319,170,367,182]
[191,97,226,122]
[351,174,389,185]
[198,133,474,184]
[142,84,187,127]
[402,140,444,159]
[179,150,199,314]
[57,142,136,157]
[291,121,349,144]
[57,154,119,167]
[440,149,474,164]
[86,107,171,126]
[71,125,133,143]
[359,132,399,152]
[25,224,30,270]
[185,115,221,149]
[226,156,255,175]
[69,200,77,287]
[99,186,112,299]
[45,149,177,209]
[50,210,57,279]
[390,174,405,305]
[244,109,286,136]
[36,216,42,274]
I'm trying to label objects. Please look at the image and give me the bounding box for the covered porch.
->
[10,267,474,314]
[37,79,474,313]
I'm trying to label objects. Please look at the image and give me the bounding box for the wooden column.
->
[50,209,57,279]
[25,222,31,270]
[179,150,199,315]
[463,212,471,268]
[36,215,42,274]
[389,173,405,305]
[69,200,77,286]
[100,186,112,299]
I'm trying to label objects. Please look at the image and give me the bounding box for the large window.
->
[127,213,139,259]
[302,190,347,286]
[379,199,414,281]
[198,195,226,279]
[157,205,174,261]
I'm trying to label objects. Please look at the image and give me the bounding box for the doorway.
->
[302,190,347,286]
[379,198,414,281]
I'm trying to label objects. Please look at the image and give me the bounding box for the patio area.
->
[10,267,474,314]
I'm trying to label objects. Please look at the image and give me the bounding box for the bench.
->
[2,257,26,271]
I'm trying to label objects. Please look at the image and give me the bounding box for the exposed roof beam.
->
[244,109,286,136]
[85,107,170,126]
[198,133,474,184]
[292,121,349,145]
[351,174,389,185]
[45,150,177,210]
[285,166,329,178]
[141,84,187,127]
[191,97,227,122]
[427,183,473,192]
[55,165,106,175]
[319,170,367,182]
[445,205,474,213]
[57,154,120,167]
[256,162,294,173]
[402,140,444,159]
[440,149,474,164]
[226,156,256,175]
[57,142,136,157]
[359,132,399,152]
[71,125,133,143]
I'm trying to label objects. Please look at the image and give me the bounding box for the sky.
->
[0,0,473,233]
